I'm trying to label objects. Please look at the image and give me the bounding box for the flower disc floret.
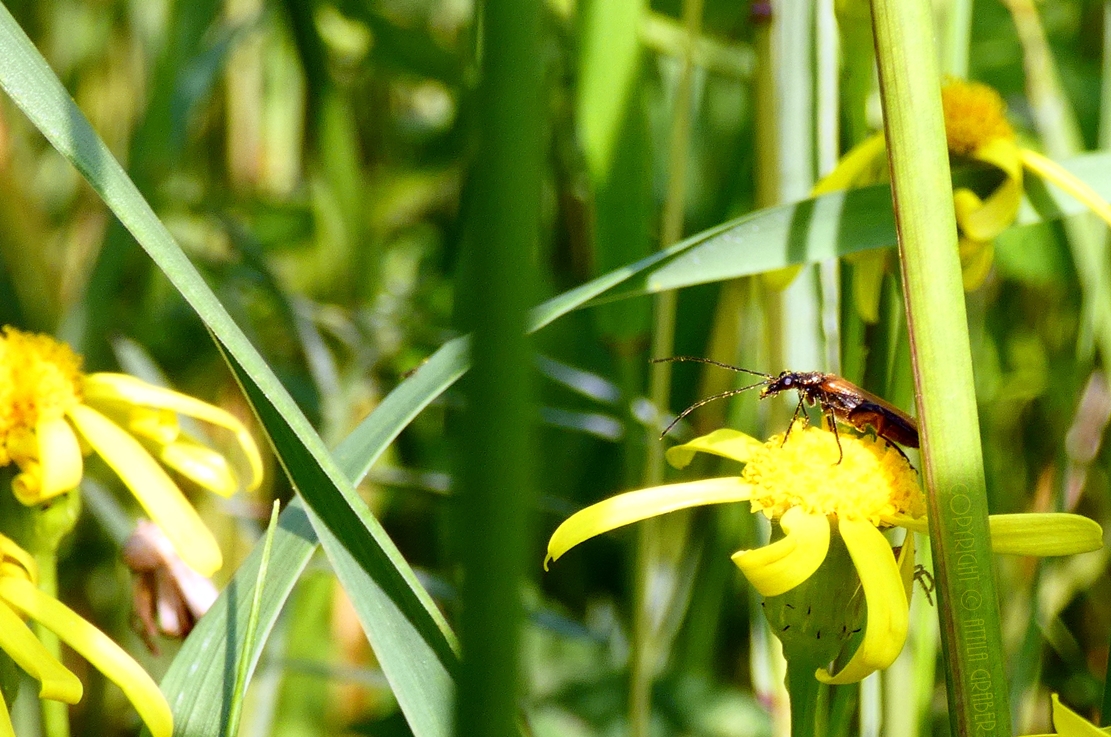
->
[941,80,1015,156]
[742,426,925,525]
[0,327,83,465]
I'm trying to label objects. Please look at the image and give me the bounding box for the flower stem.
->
[33,553,69,737]
[785,658,823,737]
[451,0,542,733]
[0,484,80,737]
[869,0,1011,734]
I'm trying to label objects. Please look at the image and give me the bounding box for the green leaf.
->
[157,335,469,736]
[530,148,1111,331]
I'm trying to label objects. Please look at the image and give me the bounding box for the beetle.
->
[653,356,919,462]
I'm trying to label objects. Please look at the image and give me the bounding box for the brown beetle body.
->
[760,371,919,449]
[654,358,919,460]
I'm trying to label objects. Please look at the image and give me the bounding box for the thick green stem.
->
[452,0,542,734]
[869,0,1011,734]
[785,659,823,737]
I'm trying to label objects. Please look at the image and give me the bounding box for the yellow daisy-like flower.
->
[0,533,172,737]
[0,326,263,576]
[546,425,1103,684]
[816,79,1111,300]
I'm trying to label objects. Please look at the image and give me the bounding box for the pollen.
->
[941,80,1015,157]
[741,425,925,526]
[0,327,84,466]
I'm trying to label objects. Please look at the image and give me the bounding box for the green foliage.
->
[0,0,1109,734]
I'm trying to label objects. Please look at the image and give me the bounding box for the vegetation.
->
[0,0,1109,734]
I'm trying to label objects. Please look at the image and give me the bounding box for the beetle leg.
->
[831,421,844,464]
[783,396,809,443]
[818,404,844,463]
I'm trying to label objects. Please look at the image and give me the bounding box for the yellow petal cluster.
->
[545,423,1103,685]
[0,534,171,737]
[0,327,263,576]
[739,426,925,524]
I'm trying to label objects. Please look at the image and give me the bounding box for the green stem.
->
[785,658,823,737]
[34,553,69,737]
[870,0,1011,734]
[0,483,80,737]
[452,0,542,734]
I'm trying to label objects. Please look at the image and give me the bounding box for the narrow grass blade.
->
[223,501,280,737]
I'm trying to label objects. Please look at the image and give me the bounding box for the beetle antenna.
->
[659,379,770,437]
[651,356,771,379]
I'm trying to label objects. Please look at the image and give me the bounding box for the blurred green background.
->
[1,0,1109,734]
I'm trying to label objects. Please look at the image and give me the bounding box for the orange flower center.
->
[942,80,1015,156]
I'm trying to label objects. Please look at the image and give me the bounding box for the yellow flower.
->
[546,425,1103,683]
[0,326,263,576]
[816,79,1111,298]
[0,533,172,737]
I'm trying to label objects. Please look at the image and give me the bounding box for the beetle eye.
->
[782,377,793,387]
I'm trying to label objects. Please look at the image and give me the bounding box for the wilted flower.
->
[123,520,218,653]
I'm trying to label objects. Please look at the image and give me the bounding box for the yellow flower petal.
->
[545,477,753,569]
[0,596,81,703]
[896,532,917,603]
[972,136,1023,182]
[0,691,15,737]
[83,373,263,491]
[1019,149,1111,232]
[665,429,763,469]
[761,266,804,291]
[989,514,1103,556]
[812,132,888,195]
[66,404,223,576]
[159,438,238,497]
[731,506,829,597]
[126,407,180,446]
[890,514,928,534]
[36,415,83,500]
[816,518,908,684]
[953,144,1022,243]
[850,250,887,324]
[11,464,45,506]
[0,577,173,737]
[0,534,37,583]
[1050,693,1106,737]
[958,235,994,291]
